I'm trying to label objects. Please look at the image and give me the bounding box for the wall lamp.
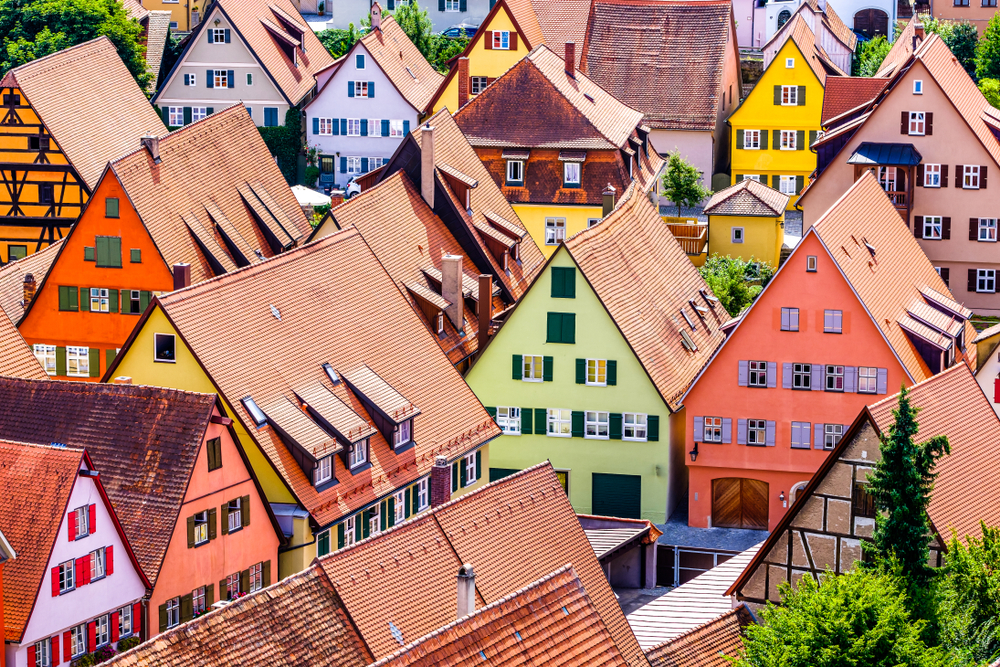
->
[689,443,699,462]
[780,490,786,508]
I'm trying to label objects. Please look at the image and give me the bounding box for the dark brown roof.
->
[645,606,754,667]
[580,0,735,131]
[0,377,219,585]
[0,311,45,380]
[821,77,888,125]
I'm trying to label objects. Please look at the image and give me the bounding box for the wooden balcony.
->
[663,218,708,265]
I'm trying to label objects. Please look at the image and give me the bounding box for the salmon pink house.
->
[681,173,976,531]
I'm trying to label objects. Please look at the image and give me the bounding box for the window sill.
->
[978,239,998,243]
[347,461,372,476]
[790,445,812,450]
[547,433,571,438]
[91,574,107,583]
[963,186,981,190]
[584,382,607,387]
[227,525,243,535]
[154,358,177,364]
[623,437,649,442]
[584,435,610,440]
[59,587,75,595]
[503,431,522,436]
[315,477,338,493]
[521,377,543,382]
[392,440,415,455]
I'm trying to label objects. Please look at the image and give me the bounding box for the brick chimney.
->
[430,455,451,507]
[21,273,35,309]
[113,376,133,385]
[477,274,491,353]
[457,564,475,619]
[602,184,616,217]
[457,57,470,108]
[140,133,161,164]
[564,42,575,78]
[421,124,435,209]
[173,263,191,290]
[442,255,464,331]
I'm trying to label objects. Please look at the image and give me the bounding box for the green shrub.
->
[116,636,142,653]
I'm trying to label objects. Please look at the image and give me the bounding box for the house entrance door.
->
[712,478,768,529]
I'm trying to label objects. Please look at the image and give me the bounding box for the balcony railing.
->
[885,190,907,210]
[663,220,708,256]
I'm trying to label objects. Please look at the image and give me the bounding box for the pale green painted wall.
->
[465,247,675,522]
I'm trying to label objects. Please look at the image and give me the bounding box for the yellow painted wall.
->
[708,213,784,268]
[430,7,532,114]
[513,203,603,258]
[728,39,822,210]
[143,0,190,31]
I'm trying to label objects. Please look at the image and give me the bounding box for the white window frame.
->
[564,161,581,185]
[506,160,523,183]
[417,478,429,510]
[33,639,50,667]
[743,130,760,150]
[826,364,845,392]
[346,156,363,174]
[70,624,87,656]
[154,332,176,363]
[368,119,381,137]
[353,81,369,98]
[368,503,381,535]
[226,572,240,599]
[33,344,56,375]
[748,360,768,387]
[389,120,405,137]
[547,408,572,437]
[394,419,411,447]
[368,157,384,170]
[193,510,209,545]
[470,76,488,94]
[546,218,567,246]
[247,72,253,86]
[497,407,521,435]
[213,70,228,88]
[978,269,996,293]
[745,174,761,182]
[584,411,609,439]
[193,586,206,615]
[908,111,925,135]
[318,118,333,135]
[90,547,106,581]
[913,80,923,94]
[394,490,406,523]
[785,57,795,68]
[192,107,208,122]
[119,604,133,637]
[74,505,89,538]
[186,73,197,87]
[250,562,263,592]
[923,215,942,239]
[169,106,183,126]
[211,28,226,43]
[59,560,75,593]
[436,312,444,333]
[166,597,180,629]
[344,515,357,546]
[67,346,89,377]
[924,163,941,187]
[89,287,109,313]
[732,227,744,243]
[964,165,981,189]
[522,354,543,381]
[349,439,369,468]
[464,452,477,485]
[346,119,362,136]
[747,419,767,445]
[780,85,798,105]
[94,614,110,647]
[792,362,811,389]
[780,130,796,150]
[228,497,242,532]
[492,30,510,49]
[586,359,607,386]
[779,175,796,194]
[980,218,998,242]
[824,423,843,449]
[858,367,878,394]
[702,416,722,443]
[806,255,818,271]
[624,413,647,441]
[445,0,460,10]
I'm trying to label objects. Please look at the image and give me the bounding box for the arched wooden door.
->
[712,478,769,529]
[854,9,889,38]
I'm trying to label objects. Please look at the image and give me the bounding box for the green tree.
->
[660,153,711,217]
[698,255,774,318]
[976,13,1000,81]
[922,16,978,77]
[853,35,892,76]
[980,78,1000,108]
[736,568,950,667]
[258,107,302,185]
[864,386,950,582]
[315,24,361,58]
[0,0,151,90]
[936,525,1000,665]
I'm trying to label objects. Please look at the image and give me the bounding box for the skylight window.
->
[242,397,267,427]
[583,93,594,103]
[406,66,416,79]
[270,304,281,321]
[680,330,698,352]
[680,309,696,330]
[323,363,340,384]
[700,289,719,307]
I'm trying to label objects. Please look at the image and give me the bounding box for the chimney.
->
[21,273,35,309]
[430,455,451,507]
[564,42,576,78]
[172,263,191,290]
[817,0,826,11]
[457,57,470,108]
[457,564,475,619]
[602,183,616,217]
[421,124,435,209]
[113,376,133,385]
[371,2,382,31]
[140,133,161,164]
[477,274,491,353]
[914,20,924,49]
[442,255,464,331]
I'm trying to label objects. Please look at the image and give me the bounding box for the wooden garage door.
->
[712,478,769,530]
[592,473,641,519]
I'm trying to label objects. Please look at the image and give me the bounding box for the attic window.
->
[680,309,696,330]
[583,93,594,103]
[699,289,719,307]
[323,363,340,384]
[390,622,404,646]
[270,304,281,321]
[680,329,698,351]
[406,66,416,79]
[242,397,267,428]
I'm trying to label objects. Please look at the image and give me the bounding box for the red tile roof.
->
[563,185,728,411]
[0,378,221,585]
[318,462,646,667]
[876,17,919,77]
[703,178,788,217]
[580,0,735,131]
[360,15,444,111]
[0,239,62,326]
[0,441,83,641]
[821,76,888,125]
[0,37,167,189]
[370,566,630,667]
[645,605,755,667]
[529,0,593,67]
[0,311,45,379]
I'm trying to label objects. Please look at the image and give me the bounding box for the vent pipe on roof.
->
[565,42,576,78]
[602,184,616,218]
[141,133,161,164]
[173,263,191,291]
[431,455,451,508]
[21,273,35,310]
[421,124,435,209]
[477,274,492,353]
[457,564,476,619]
[442,255,464,332]
[113,376,133,385]
[457,57,470,109]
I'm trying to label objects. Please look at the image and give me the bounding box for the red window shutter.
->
[68,511,76,541]
[75,557,83,586]
[52,635,61,665]
[87,621,96,652]
[484,30,493,49]
[982,165,988,188]
[63,631,71,659]
[995,377,1000,403]
[926,112,933,135]
[900,111,908,134]
[89,504,96,534]
[52,566,60,596]
[106,545,113,575]
[85,554,92,584]
[133,602,142,637]
[510,32,518,50]
[942,164,949,187]
[942,216,951,239]
[28,645,35,666]
[111,612,120,642]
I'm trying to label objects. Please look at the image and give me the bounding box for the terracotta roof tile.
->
[1,37,167,189]
[821,76,888,125]
[0,311,46,379]
[0,377,218,585]
[564,185,727,410]
[645,606,754,667]
[319,463,646,667]
[580,0,733,131]
[0,239,61,325]
[360,16,445,111]
[503,0,545,50]
[812,172,977,383]
[122,0,149,21]
[772,0,856,52]
[370,566,630,667]
[703,179,788,217]
[876,17,918,77]
[149,227,500,527]
[529,0,592,67]
[110,105,311,285]
[0,441,83,641]
[103,565,373,667]
[143,11,173,91]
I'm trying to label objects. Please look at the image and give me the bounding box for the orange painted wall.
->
[148,406,280,635]
[18,169,174,380]
[683,232,910,530]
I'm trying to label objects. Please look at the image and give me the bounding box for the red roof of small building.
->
[645,605,755,667]
[821,77,888,125]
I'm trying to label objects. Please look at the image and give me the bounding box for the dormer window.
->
[314,455,333,485]
[785,57,794,68]
[394,419,412,448]
[563,162,581,188]
[348,438,369,469]
[242,397,267,428]
[506,160,523,186]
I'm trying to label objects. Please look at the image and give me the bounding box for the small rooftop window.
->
[583,93,594,103]
[680,329,698,352]
[242,396,267,427]
[270,304,281,321]
[699,289,719,307]
[680,308,696,330]
[323,363,340,384]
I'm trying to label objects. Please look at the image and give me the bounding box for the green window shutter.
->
[772,175,780,189]
[459,458,467,487]
[84,246,95,261]
[735,174,744,182]
[521,408,532,433]
[180,594,193,622]
[240,569,249,594]
[452,462,459,492]
[140,291,151,312]
[607,360,617,385]
[571,411,585,438]
[56,346,66,376]
[796,130,805,150]
[58,286,69,311]
[208,507,217,539]
[242,495,250,526]
[337,524,345,550]
[561,313,575,343]
[551,267,575,298]
[485,406,497,420]
[220,502,229,534]
[542,356,553,381]
[809,130,817,146]
[546,312,561,342]
[410,487,418,515]
[797,85,806,105]
[511,354,522,380]
[475,450,481,481]
[648,415,660,441]
[405,488,412,518]
[610,413,623,440]
[736,129,744,148]
[576,358,585,384]
[761,131,768,150]
[363,511,371,538]
[187,515,195,548]
[388,497,395,527]
[109,289,118,313]
[263,561,271,587]
[158,604,167,632]
[206,583,214,607]
[380,501,387,531]
[105,349,116,372]
[534,408,546,434]
[69,288,78,311]
[80,288,90,312]
[796,175,805,193]
[161,105,170,124]
[355,516,362,542]
[130,248,141,263]
[88,348,99,377]
[773,85,781,105]
[96,236,108,265]
[316,530,328,555]
[110,237,122,267]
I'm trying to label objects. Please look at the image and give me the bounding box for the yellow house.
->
[729,14,838,209]
[139,0,197,32]
[704,177,789,268]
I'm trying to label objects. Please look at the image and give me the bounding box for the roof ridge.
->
[0,438,85,454]
[111,103,248,165]
[8,36,114,76]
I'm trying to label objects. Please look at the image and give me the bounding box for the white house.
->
[761,0,880,63]
[305,4,444,189]
[313,0,491,34]
[2,443,148,667]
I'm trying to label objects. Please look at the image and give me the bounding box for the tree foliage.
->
[258,107,302,185]
[0,0,151,90]
[865,386,950,582]
[980,78,1000,109]
[853,35,892,76]
[936,525,1000,665]
[921,16,978,77]
[661,153,711,217]
[736,568,949,667]
[315,24,361,58]
[976,13,1000,81]
[698,255,774,318]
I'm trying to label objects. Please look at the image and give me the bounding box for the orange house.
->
[17,105,312,380]
[681,174,976,531]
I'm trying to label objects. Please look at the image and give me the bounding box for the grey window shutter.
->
[791,421,800,447]
[781,308,789,330]
[738,360,748,386]
[797,85,806,105]
[772,174,780,189]
[693,416,703,441]
[803,423,811,447]
[877,368,888,394]
[772,130,780,149]
[767,361,777,388]
[796,175,805,192]
[761,131,768,149]
[766,421,776,446]
[737,418,747,445]
[844,366,857,392]
[722,418,732,443]
[782,362,792,389]
[736,174,744,182]
[811,363,823,390]
[815,423,825,449]
[796,130,804,150]
[207,70,213,88]
[736,129,744,148]
[773,85,781,105]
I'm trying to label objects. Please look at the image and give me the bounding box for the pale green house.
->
[466,187,727,522]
